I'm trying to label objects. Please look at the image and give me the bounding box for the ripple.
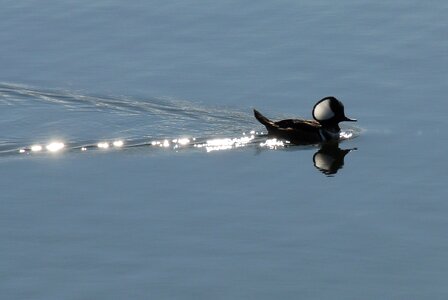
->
[0,82,360,160]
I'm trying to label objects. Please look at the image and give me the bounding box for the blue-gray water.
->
[1,1,447,299]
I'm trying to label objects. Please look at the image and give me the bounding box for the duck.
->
[254,96,356,144]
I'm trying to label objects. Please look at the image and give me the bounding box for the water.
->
[1,1,447,299]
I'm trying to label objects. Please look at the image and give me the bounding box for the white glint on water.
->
[97,142,109,149]
[46,142,65,152]
[260,138,286,149]
[31,145,43,152]
[340,131,354,140]
[7,129,359,157]
[149,140,170,147]
[177,138,190,145]
[195,135,255,152]
[113,140,124,147]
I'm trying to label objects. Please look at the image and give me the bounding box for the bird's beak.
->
[343,116,357,122]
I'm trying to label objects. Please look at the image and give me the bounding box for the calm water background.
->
[1,1,447,299]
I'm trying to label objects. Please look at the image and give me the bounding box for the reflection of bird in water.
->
[254,96,356,145]
[313,142,356,176]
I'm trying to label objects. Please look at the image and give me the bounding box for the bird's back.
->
[254,109,323,144]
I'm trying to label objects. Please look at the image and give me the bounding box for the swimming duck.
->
[254,96,356,144]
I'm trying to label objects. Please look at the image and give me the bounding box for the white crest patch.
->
[314,99,334,121]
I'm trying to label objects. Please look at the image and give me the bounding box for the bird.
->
[254,96,356,144]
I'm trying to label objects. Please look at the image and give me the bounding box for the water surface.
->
[1,1,448,299]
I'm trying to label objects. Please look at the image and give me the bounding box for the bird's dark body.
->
[253,97,356,145]
[254,109,326,144]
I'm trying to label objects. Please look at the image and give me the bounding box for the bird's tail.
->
[253,109,274,127]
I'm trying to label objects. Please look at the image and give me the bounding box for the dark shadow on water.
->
[253,131,358,176]
[312,142,357,176]
[256,138,357,177]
